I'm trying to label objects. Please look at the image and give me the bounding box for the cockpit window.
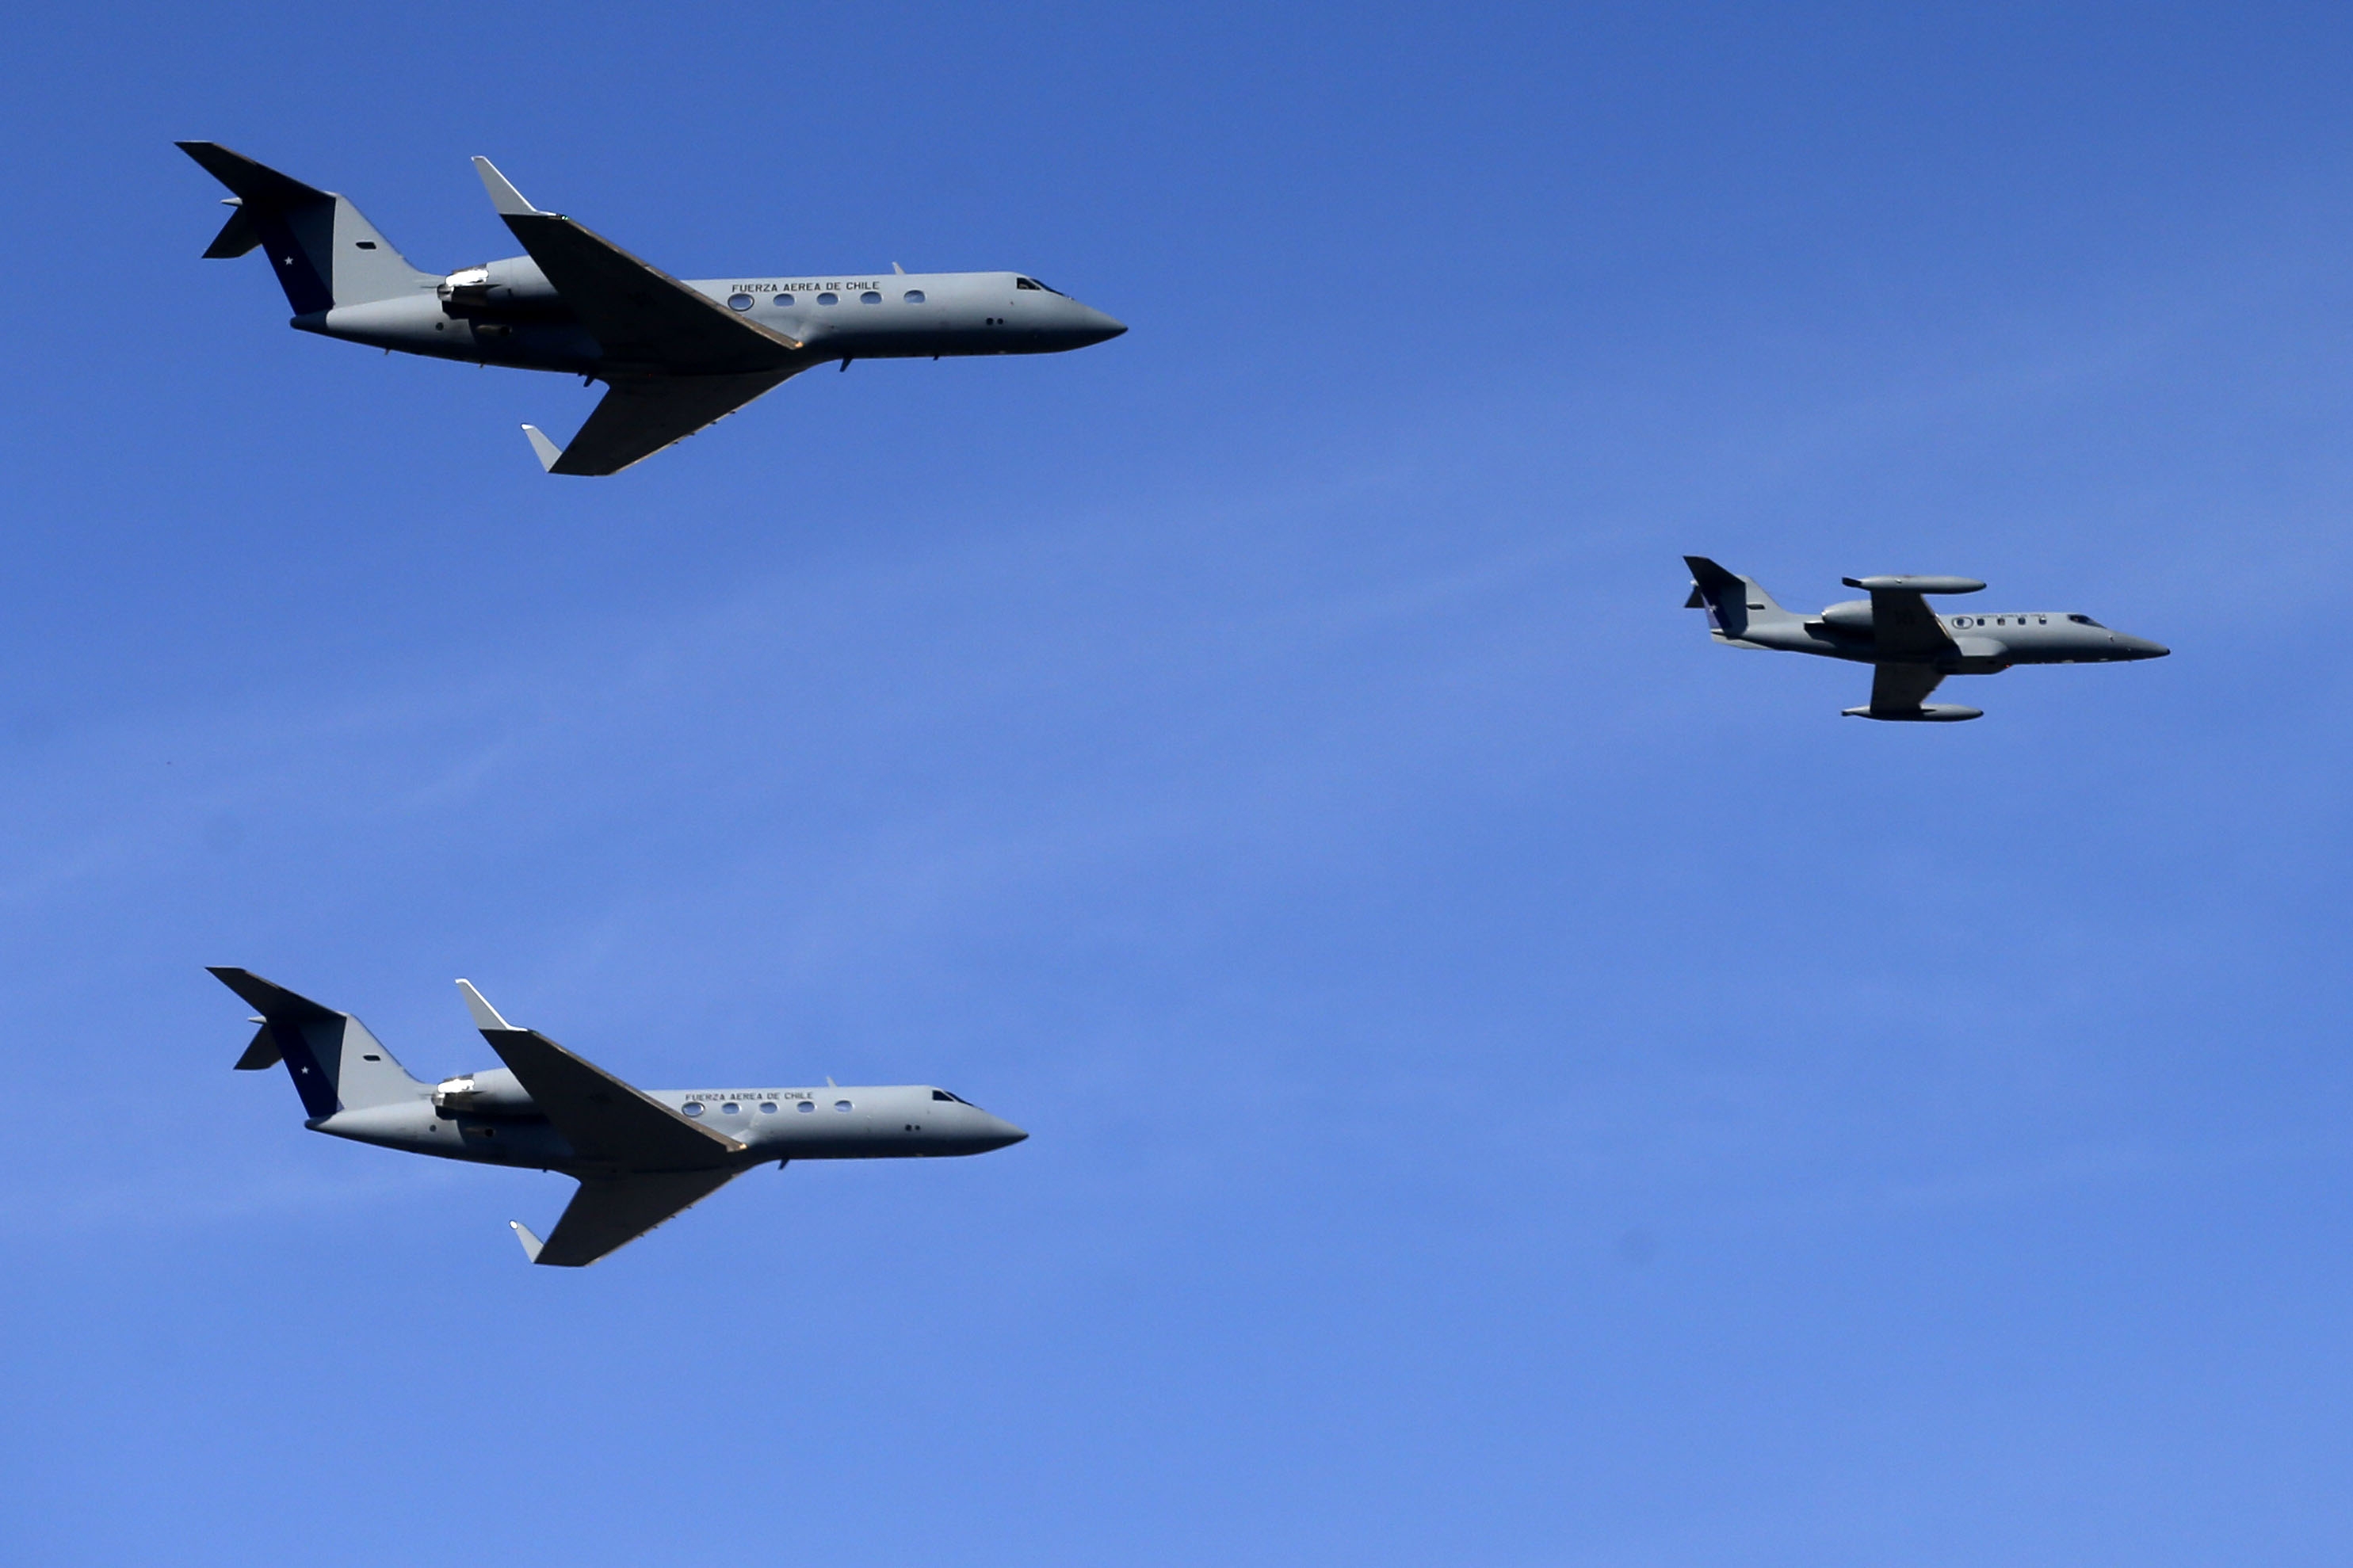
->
[931,1089,967,1103]
[2068,614,2102,626]
[1015,277,1042,290]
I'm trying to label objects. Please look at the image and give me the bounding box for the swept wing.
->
[514,1170,742,1268]
[457,981,742,1173]
[472,157,800,372]
[468,158,810,474]
[525,369,803,476]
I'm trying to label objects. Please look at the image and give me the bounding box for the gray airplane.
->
[1683,556,2168,721]
[178,142,1127,475]
[211,967,1027,1266]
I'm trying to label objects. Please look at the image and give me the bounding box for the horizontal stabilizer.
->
[204,200,262,258]
[208,965,341,1021]
[1841,574,1985,595]
[176,141,330,210]
[510,1220,545,1263]
[234,1022,281,1070]
[521,425,563,472]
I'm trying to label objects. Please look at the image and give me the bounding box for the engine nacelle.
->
[438,257,567,322]
[434,1066,538,1116]
[1819,598,1874,631]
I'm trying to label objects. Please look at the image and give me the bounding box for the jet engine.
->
[437,257,568,322]
[434,1067,538,1116]
[1818,599,1874,631]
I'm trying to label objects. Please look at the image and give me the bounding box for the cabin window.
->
[903,290,926,303]
[861,291,881,304]
[774,295,797,307]
[683,1101,705,1116]
[760,1101,778,1113]
[817,292,838,305]
[796,1101,815,1113]
[722,1102,739,1114]
[834,1100,852,1112]
[728,294,754,311]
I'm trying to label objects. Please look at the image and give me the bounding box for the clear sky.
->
[4,3,2352,1563]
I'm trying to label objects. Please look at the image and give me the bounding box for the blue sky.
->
[5,2,2353,1563]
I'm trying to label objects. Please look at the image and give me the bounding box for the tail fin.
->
[178,142,434,313]
[208,967,426,1118]
[1683,556,1798,643]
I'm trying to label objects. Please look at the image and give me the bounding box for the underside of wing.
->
[1867,661,1947,713]
[477,1024,743,1171]
[529,1169,742,1267]
[1867,589,1957,659]
[541,369,801,476]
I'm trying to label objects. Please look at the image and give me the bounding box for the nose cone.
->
[979,1113,1028,1151]
[1073,303,1126,345]
[2118,635,2170,659]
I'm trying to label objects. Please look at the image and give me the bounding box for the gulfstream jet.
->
[178,141,1126,475]
[1683,557,2168,721]
[211,967,1027,1267]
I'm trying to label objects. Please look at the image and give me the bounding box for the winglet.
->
[456,979,514,1032]
[510,1219,546,1263]
[521,424,563,472]
[472,156,545,218]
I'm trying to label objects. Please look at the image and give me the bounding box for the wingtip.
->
[456,979,514,1033]
[472,155,544,218]
[510,1219,546,1263]
[521,424,563,472]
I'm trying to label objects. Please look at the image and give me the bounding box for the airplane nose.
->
[1075,306,1125,345]
[2123,636,2170,659]
[983,1115,1028,1150]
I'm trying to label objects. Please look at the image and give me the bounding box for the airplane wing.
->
[1864,588,1956,659]
[518,1169,742,1267]
[459,983,743,1172]
[1866,662,1947,712]
[525,368,804,476]
[472,157,800,374]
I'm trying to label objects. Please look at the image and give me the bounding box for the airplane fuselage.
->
[312,1080,1023,1176]
[304,265,1125,375]
[1717,609,2168,672]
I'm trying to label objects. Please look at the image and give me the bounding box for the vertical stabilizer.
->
[178,142,435,311]
[208,967,427,1117]
[1683,556,1798,643]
